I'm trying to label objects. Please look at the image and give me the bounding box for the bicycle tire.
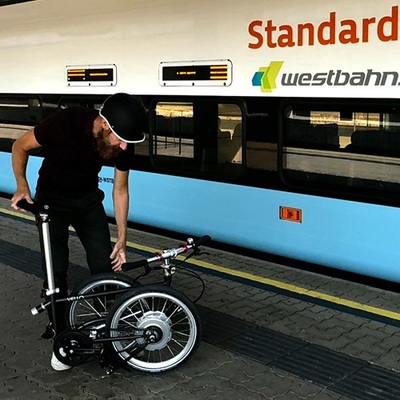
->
[105,284,202,373]
[66,273,137,330]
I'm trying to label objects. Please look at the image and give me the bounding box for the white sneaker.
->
[51,352,72,371]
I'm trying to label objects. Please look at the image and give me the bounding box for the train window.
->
[150,100,243,179]
[282,103,400,194]
[0,96,43,125]
[0,96,43,152]
[57,96,106,111]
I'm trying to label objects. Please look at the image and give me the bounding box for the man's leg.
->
[72,189,113,275]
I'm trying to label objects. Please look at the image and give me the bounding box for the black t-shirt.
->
[34,107,134,195]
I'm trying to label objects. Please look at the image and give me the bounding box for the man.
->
[10,93,147,371]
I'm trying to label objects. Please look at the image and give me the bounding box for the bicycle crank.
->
[53,330,95,367]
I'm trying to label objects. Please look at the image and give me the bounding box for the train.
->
[1,0,400,283]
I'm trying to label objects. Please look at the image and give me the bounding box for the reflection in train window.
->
[153,102,194,158]
[0,96,43,152]
[218,104,242,166]
[151,100,243,179]
[282,103,400,194]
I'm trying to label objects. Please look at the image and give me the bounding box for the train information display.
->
[159,60,232,87]
[66,64,117,87]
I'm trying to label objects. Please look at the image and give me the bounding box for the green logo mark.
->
[252,61,284,92]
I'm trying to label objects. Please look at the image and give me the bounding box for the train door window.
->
[244,100,278,173]
[282,102,400,195]
[150,100,243,179]
[152,102,194,159]
[218,104,243,166]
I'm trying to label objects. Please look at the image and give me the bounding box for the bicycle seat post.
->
[38,207,60,331]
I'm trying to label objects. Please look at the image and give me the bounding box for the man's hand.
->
[11,191,33,211]
[110,241,127,272]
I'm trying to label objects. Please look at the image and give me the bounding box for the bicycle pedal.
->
[41,323,56,340]
[105,366,116,375]
[99,348,118,373]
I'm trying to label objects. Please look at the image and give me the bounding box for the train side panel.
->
[0,0,399,98]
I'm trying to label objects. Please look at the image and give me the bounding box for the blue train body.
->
[2,151,399,283]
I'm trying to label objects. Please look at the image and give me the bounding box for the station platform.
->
[1,195,400,400]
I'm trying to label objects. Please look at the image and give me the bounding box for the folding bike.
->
[17,199,211,374]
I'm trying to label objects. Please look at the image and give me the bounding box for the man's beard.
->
[96,129,122,160]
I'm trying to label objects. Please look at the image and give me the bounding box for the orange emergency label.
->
[279,206,302,223]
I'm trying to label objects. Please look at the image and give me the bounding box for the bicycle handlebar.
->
[16,199,46,215]
[121,235,212,272]
[121,257,148,271]
[193,235,212,247]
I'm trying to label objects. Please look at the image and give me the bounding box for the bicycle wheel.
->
[66,273,137,330]
[105,285,202,373]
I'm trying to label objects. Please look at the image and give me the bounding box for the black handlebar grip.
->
[16,199,45,215]
[121,258,149,272]
[193,235,212,248]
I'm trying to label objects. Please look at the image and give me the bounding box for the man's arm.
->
[110,168,130,271]
[11,129,42,210]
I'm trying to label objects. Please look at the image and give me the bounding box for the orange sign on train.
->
[279,206,302,223]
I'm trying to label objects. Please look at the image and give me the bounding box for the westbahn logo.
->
[252,61,283,92]
[253,61,400,92]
